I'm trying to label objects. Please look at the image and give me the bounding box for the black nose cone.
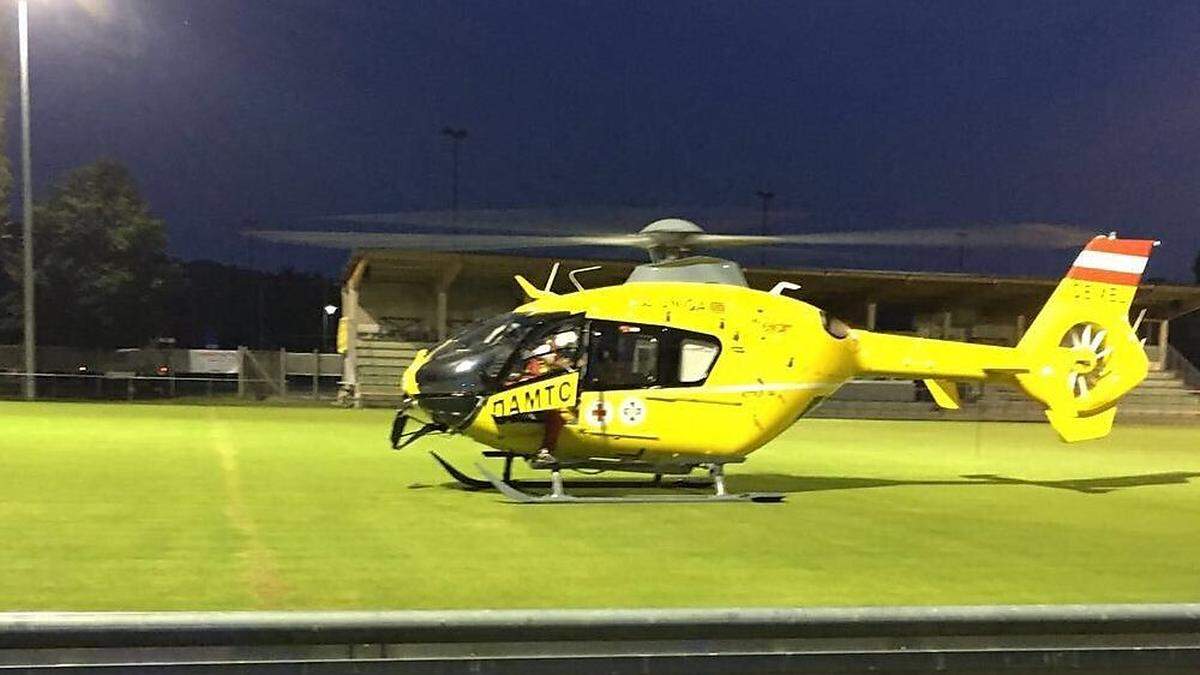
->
[411,351,494,429]
[414,349,496,397]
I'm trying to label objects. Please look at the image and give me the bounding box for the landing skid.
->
[430,452,504,490]
[475,463,786,504]
[429,452,715,492]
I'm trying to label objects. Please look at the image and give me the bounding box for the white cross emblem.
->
[619,397,646,426]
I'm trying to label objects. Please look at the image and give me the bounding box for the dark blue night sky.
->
[5,0,1199,280]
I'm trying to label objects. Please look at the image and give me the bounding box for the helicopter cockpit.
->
[409,311,578,428]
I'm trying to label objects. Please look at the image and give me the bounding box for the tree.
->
[0,161,172,348]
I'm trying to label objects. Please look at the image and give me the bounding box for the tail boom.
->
[850,331,1030,381]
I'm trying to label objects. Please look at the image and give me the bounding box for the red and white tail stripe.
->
[1066,235,1159,286]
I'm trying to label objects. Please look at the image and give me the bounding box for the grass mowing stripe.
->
[207,412,289,606]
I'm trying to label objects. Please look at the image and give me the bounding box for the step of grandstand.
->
[352,339,428,406]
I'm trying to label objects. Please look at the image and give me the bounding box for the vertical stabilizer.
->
[1014,235,1158,441]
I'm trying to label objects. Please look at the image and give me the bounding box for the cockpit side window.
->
[500,317,585,388]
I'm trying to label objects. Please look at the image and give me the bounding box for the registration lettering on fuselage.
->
[488,372,579,418]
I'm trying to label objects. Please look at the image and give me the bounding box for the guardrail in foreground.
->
[1,604,1198,673]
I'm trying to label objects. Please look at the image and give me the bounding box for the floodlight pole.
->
[755,190,775,268]
[755,190,775,234]
[440,127,468,224]
[18,0,35,399]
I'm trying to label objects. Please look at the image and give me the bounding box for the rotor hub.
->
[1070,352,1099,375]
[638,218,704,235]
[638,219,706,262]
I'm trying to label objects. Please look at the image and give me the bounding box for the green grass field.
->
[0,401,1197,610]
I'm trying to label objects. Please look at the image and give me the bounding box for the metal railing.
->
[0,605,1197,672]
[0,372,343,403]
[0,346,346,403]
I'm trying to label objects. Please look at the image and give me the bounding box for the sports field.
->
[0,401,1197,610]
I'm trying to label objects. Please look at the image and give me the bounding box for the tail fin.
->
[1014,235,1159,441]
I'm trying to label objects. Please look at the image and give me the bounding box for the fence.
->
[0,347,344,403]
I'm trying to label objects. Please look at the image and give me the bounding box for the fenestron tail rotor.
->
[1062,322,1111,400]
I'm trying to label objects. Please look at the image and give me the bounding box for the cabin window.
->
[678,338,720,383]
[585,320,720,390]
[587,325,660,389]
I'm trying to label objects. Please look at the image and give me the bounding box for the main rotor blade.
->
[319,206,807,235]
[246,230,646,251]
[321,208,632,235]
[730,223,1094,249]
[252,221,1096,254]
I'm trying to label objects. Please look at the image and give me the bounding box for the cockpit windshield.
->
[435,313,531,351]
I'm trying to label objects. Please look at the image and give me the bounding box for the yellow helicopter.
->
[369,217,1159,503]
[252,213,1159,502]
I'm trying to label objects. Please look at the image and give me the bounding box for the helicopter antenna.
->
[769,281,802,296]
[544,262,561,292]
[568,265,603,291]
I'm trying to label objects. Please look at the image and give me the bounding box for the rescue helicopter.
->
[253,214,1159,503]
